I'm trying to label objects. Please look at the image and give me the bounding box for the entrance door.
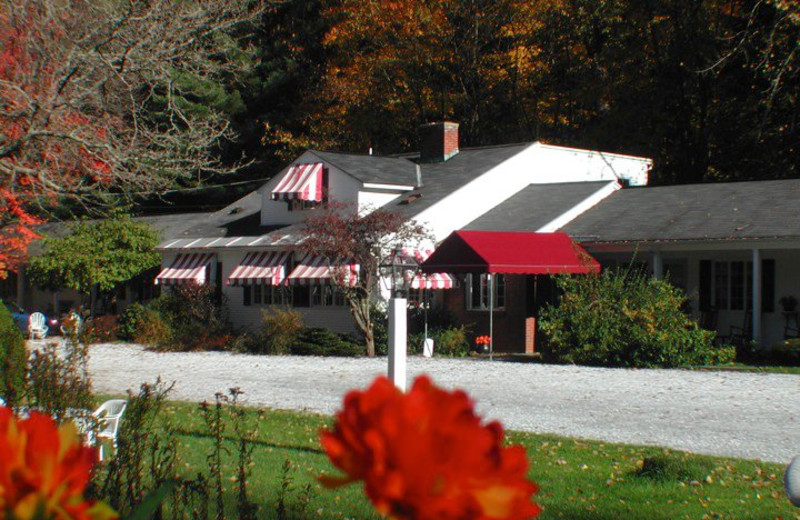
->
[525,275,558,316]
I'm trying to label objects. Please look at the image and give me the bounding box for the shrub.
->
[184,332,236,351]
[133,308,173,347]
[407,332,426,355]
[744,339,800,366]
[81,315,120,344]
[290,327,363,357]
[0,300,27,406]
[370,302,389,356]
[431,326,470,357]
[539,270,735,368]
[149,285,230,351]
[96,379,177,518]
[118,303,147,341]
[27,339,93,419]
[248,307,303,355]
[408,305,459,335]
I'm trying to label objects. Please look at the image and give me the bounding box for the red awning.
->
[227,251,291,286]
[286,254,359,287]
[420,231,599,275]
[270,163,325,202]
[155,253,214,285]
[395,248,456,290]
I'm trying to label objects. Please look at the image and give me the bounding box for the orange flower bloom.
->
[0,406,117,520]
[475,335,492,346]
[320,376,541,520]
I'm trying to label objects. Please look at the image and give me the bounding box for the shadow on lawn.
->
[173,427,325,455]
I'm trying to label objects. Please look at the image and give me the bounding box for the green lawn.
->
[689,363,800,375]
[104,398,798,520]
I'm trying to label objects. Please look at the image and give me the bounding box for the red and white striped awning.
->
[410,272,455,290]
[270,163,325,202]
[286,254,359,287]
[155,253,214,285]
[396,248,456,290]
[228,251,291,286]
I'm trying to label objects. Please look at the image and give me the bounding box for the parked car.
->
[3,301,30,332]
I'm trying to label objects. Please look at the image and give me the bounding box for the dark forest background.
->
[148,0,800,210]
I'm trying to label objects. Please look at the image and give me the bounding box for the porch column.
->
[752,248,762,345]
[651,251,664,280]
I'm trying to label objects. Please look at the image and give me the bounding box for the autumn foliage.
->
[321,375,541,520]
[301,203,427,356]
[0,0,261,278]
[0,406,117,520]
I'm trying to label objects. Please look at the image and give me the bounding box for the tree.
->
[0,0,263,277]
[303,0,798,185]
[26,214,161,315]
[312,0,534,153]
[300,204,428,357]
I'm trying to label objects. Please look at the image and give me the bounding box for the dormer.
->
[270,162,328,211]
[260,151,416,226]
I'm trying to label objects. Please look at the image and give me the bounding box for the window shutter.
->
[762,259,775,313]
[699,260,711,311]
[243,286,251,306]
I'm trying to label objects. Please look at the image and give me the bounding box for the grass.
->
[102,396,799,520]
[690,363,800,374]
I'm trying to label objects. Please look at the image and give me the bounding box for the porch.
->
[586,243,800,349]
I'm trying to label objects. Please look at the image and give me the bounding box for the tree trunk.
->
[364,326,375,358]
[348,295,375,357]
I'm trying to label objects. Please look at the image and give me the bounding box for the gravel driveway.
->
[81,342,799,463]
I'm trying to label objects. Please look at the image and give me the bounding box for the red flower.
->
[0,406,117,520]
[320,376,541,520]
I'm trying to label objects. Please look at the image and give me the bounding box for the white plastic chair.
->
[92,399,127,461]
[27,312,49,340]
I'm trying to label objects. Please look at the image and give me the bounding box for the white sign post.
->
[387,297,407,391]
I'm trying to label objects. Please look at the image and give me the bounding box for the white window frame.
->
[712,260,752,311]
[466,273,505,311]
[311,285,347,307]
[288,199,321,212]
[252,284,292,306]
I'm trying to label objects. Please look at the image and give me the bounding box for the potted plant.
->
[779,295,798,312]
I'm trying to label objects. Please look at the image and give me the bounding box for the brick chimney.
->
[419,122,459,162]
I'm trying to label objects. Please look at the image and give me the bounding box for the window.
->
[466,274,505,311]
[714,262,729,310]
[730,262,746,310]
[243,285,291,306]
[701,260,774,312]
[311,285,347,307]
[130,268,160,302]
[713,261,750,311]
[292,285,310,307]
[408,288,433,309]
[288,199,321,212]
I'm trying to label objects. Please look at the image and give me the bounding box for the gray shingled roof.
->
[32,188,291,253]
[175,190,269,238]
[308,150,419,186]
[29,212,215,256]
[307,144,531,214]
[562,179,800,243]
[155,144,532,249]
[388,144,531,217]
[463,181,615,232]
